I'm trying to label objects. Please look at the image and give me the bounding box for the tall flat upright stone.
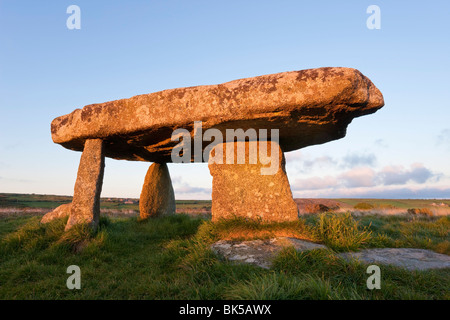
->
[139,163,176,219]
[65,139,105,231]
[208,141,298,222]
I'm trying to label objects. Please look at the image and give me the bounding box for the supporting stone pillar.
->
[208,141,299,222]
[65,139,105,231]
[139,162,176,219]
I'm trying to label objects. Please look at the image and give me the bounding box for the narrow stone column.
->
[208,141,299,222]
[65,139,105,231]
[139,163,176,219]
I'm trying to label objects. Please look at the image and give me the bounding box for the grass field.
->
[337,199,450,209]
[2,193,450,216]
[0,211,448,299]
[0,193,211,212]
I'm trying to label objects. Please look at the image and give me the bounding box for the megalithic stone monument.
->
[42,67,384,230]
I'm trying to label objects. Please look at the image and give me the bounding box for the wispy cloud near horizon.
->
[172,175,211,199]
[340,153,377,169]
[286,151,378,174]
[292,163,443,193]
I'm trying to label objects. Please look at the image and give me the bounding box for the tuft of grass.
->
[176,221,219,274]
[312,212,372,252]
[0,216,67,255]
[57,218,109,253]
[271,245,450,300]
[354,202,375,210]
[358,215,450,254]
[0,216,111,256]
[210,217,315,241]
[407,208,434,217]
[223,272,337,300]
[271,246,358,279]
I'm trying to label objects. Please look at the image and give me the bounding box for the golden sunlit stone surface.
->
[51,67,384,162]
[65,139,105,231]
[139,163,176,219]
[41,203,71,224]
[208,141,299,222]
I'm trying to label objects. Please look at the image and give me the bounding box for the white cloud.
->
[172,175,211,199]
[303,156,337,171]
[437,129,450,149]
[378,163,437,185]
[292,176,338,191]
[286,151,377,174]
[291,163,441,193]
[175,185,211,194]
[374,139,388,148]
[339,167,376,188]
[340,153,377,169]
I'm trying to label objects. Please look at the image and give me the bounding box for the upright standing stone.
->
[139,163,176,219]
[208,141,298,222]
[65,139,105,231]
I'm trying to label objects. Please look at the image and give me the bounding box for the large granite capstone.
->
[51,67,384,163]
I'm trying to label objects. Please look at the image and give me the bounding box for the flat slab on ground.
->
[339,248,450,271]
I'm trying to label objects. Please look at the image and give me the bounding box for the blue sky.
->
[0,0,449,199]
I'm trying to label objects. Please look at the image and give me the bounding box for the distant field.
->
[336,199,450,209]
[0,193,73,209]
[0,193,450,214]
[0,193,211,211]
[0,193,212,218]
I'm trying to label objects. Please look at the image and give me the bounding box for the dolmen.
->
[42,67,384,230]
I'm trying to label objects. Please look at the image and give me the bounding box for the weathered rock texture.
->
[51,67,384,162]
[41,203,71,224]
[211,237,327,269]
[139,163,176,219]
[208,141,299,222]
[339,248,450,271]
[212,241,450,271]
[65,139,105,231]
